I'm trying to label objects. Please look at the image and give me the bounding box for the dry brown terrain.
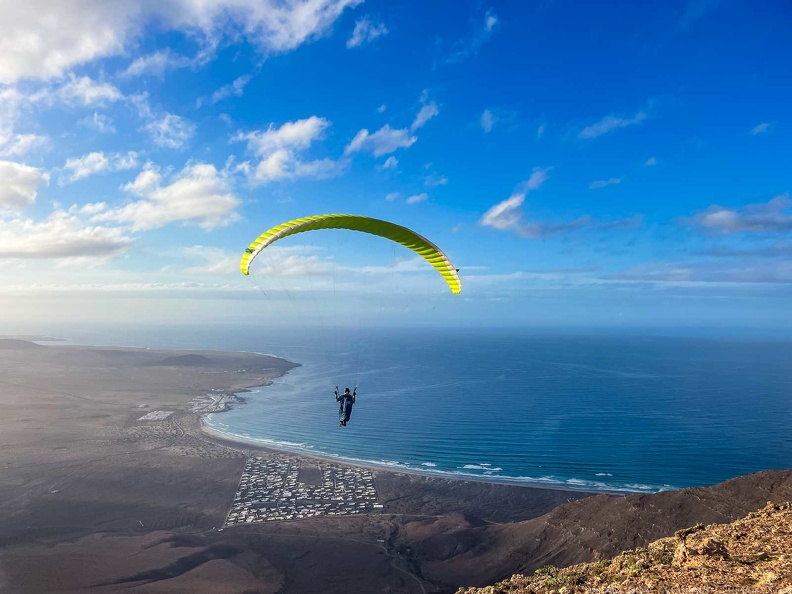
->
[456,501,792,593]
[0,339,789,593]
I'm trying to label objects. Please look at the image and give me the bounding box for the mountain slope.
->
[456,501,791,593]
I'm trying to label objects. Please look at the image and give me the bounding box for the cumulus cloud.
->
[0,0,363,84]
[210,74,252,104]
[60,151,139,184]
[345,125,417,157]
[424,174,448,187]
[589,177,623,190]
[346,92,436,158]
[385,192,400,202]
[406,193,428,204]
[411,92,439,131]
[479,167,551,233]
[687,194,792,234]
[143,113,196,149]
[57,75,123,106]
[0,209,131,259]
[644,157,657,166]
[380,156,398,170]
[480,167,640,238]
[0,133,49,157]
[233,116,345,184]
[0,160,50,211]
[122,49,194,78]
[236,116,328,154]
[579,110,647,139]
[121,161,161,195]
[347,17,388,48]
[95,162,240,230]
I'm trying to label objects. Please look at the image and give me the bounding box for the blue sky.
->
[0,0,790,331]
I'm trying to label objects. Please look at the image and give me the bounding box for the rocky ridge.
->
[457,501,792,593]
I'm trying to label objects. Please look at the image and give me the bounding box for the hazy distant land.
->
[0,339,789,593]
[0,334,66,342]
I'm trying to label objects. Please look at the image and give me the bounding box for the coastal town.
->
[225,456,382,525]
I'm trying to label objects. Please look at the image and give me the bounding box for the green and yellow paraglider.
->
[240,214,461,294]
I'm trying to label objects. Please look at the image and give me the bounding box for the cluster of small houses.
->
[189,392,235,413]
[225,457,382,525]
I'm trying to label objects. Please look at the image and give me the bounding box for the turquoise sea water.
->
[55,325,792,493]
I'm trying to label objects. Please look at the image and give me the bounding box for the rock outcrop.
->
[456,501,792,593]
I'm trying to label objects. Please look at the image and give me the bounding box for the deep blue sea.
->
[52,325,792,493]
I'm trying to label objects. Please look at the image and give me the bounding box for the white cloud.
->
[480,109,496,133]
[385,192,400,202]
[0,133,49,157]
[0,209,131,259]
[751,122,770,135]
[0,160,49,211]
[481,185,640,238]
[411,95,439,131]
[122,161,162,195]
[237,116,329,155]
[536,124,545,139]
[79,112,116,133]
[61,151,138,184]
[57,75,123,106]
[522,166,552,192]
[347,18,388,48]
[345,125,417,156]
[424,174,448,187]
[346,93,435,157]
[0,0,363,84]
[0,1,138,84]
[406,193,428,204]
[122,49,193,78]
[688,194,792,234]
[644,157,657,166]
[187,0,365,54]
[480,167,558,236]
[95,162,240,230]
[130,92,154,119]
[211,74,252,104]
[143,113,196,149]
[579,110,647,139]
[589,177,623,190]
[380,156,398,170]
[377,104,386,113]
[233,116,344,184]
[447,9,498,63]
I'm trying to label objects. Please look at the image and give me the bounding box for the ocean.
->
[54,325,792,493]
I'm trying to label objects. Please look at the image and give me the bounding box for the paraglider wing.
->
[240,214,461,294]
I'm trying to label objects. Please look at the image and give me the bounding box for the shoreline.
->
[24,334,660,494]
[197,379,642,497]
[198,419,613,495]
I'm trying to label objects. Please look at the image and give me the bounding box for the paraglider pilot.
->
[335,386,356,427]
